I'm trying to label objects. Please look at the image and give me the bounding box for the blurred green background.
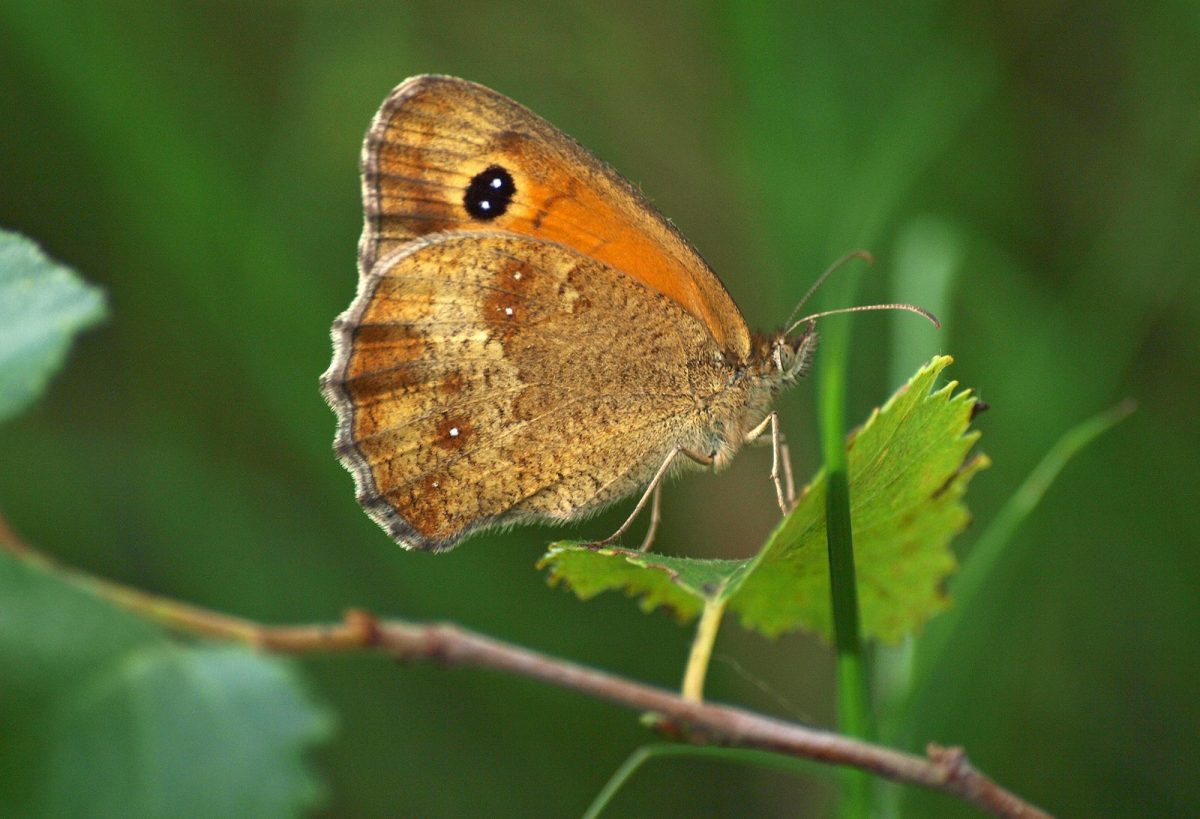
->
[2,2,1197,816]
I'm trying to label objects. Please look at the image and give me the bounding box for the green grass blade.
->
[889,217,965,386]
[818,315,875,818]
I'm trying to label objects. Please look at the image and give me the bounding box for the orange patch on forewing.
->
[492,132,747,357]
[359,77,752,361]
[510,178,686,307]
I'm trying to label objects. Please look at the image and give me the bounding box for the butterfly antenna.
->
[783,249,875,330]
[786,302,940,337]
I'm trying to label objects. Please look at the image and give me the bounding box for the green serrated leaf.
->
[539,544,750,622]
[0,229,106,423]
[538,357,986,643]
[0,552,334,818]
[730,356,984,641]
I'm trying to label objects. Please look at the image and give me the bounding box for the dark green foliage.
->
[1,3,1195,816]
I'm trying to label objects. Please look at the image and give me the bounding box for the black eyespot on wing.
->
[464,165,515,220]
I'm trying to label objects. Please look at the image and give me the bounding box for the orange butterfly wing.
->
[358,74,751,359]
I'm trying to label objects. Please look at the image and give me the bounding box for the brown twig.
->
[0,522,1051,819]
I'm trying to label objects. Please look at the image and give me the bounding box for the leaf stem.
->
[681,599,726,702]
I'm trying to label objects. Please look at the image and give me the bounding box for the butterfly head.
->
[750,249,941,392]
[768,323,818,385]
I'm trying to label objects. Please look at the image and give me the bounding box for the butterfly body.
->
[322,76,814,552]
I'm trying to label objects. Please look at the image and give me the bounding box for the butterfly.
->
[320,75,934,553]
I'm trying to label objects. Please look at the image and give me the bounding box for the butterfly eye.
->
[464,165,516,220]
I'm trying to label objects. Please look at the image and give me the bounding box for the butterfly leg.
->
[780,435,796,507]
[594,446,713,549]
[637,483,663,553]
[745,412,792,514]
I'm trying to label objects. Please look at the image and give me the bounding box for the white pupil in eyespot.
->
[490,177,503,189]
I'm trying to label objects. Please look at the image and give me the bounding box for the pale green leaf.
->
[0,229,106,423]
[538,545,750,622]
[0,552,334,818]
